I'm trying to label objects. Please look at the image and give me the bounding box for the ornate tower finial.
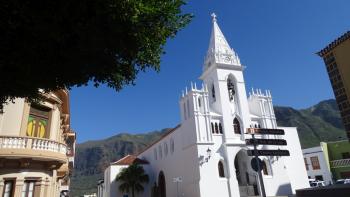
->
[211,13,217,23]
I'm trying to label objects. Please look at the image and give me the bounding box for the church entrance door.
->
[234,149,259,197]
[158,171,166,197]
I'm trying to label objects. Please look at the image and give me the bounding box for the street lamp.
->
[205,147,212,162]
[207,147,212,158]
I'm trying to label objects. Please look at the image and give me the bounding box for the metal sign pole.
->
[252,134,266,197]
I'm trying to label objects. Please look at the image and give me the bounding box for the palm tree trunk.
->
[132,185,135,197]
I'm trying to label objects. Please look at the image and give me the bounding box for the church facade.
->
[103,14,309,197]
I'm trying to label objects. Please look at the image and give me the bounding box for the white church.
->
[101,14,309,197]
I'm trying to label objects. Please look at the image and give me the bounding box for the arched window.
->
[227,78,235,101]
[183,102,187,120]
[159,145,162,159]
[219,123,223,134]
[215,123,219,134]
[154,149,157,160]
[187,100,190,118]
[211,84,216,102]
[233,118,241,134]
[170,138,174,154]
[262,159,272,176]
[164,142,168,157]
[211,123,215,134]
[198,98,201,107]
[218,161,225,177]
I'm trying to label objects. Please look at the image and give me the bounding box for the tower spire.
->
[203,13,241,71]
[211,13,217,23]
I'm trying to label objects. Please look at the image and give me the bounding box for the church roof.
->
[111,155,149,165]
[136,124,181,156]
[204,13,241,71]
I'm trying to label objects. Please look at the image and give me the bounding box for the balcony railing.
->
[0,135,67,155]
[330,158,350,168]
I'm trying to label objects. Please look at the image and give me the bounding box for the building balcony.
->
[330,158,350,168]
[0,135,67,163]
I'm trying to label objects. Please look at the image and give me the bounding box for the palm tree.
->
[116,163,149,197]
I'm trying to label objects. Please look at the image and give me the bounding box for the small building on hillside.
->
[302,146,333,185]
[102,14,309,197]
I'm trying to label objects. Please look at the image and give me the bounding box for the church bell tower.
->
[200,13,251,139]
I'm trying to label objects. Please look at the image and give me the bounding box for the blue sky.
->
[71,0,350,143]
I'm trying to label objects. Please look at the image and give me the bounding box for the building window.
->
[304,158,309,171]
[170,138,174,154]
[183,102,187,120]
[315,175,324,181]
[164,142,168,157]
[218,161,225,178]
[22,180,36,197]
[187,100,190,118]
[211,84,216,102]
[219,123,223,134]
[233,118,241,134]
[26,105,50,138]
[159,146,162,159]
[211,123,215,134]
[342,152,350,159]
[198,98,201,107]
[215,123,219,134]
[310,156,320,170]
[154,149,157,160]
[3,179,15,197]
[227,78,235,101]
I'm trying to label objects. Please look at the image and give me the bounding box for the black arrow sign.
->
[245,139,287,146]
[247,128,285,135]
[247,149,290,156]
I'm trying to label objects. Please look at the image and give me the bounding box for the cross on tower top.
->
[211,13,217,23]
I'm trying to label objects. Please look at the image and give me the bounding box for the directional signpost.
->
[245,128,290,197]
[245,139,287,146]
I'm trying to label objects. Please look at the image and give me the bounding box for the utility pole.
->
[252,134,266,197]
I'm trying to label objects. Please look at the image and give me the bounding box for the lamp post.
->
[173,177,182,197]
[206,147,212,162]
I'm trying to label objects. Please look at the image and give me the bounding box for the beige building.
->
[318,31,350,139]
[0,90,76,197]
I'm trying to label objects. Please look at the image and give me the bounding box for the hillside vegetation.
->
[71,99,347,196]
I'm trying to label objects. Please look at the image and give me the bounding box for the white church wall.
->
[281,127,310,193]
[197,142,230,197]
[139,125,202,197]
[104,165,125,197]
[261,155,293,196]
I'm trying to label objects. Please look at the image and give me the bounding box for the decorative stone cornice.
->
[317,31,350,57]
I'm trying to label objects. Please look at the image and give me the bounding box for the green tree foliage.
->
[116,163,149,197]
[0,0,192,110]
